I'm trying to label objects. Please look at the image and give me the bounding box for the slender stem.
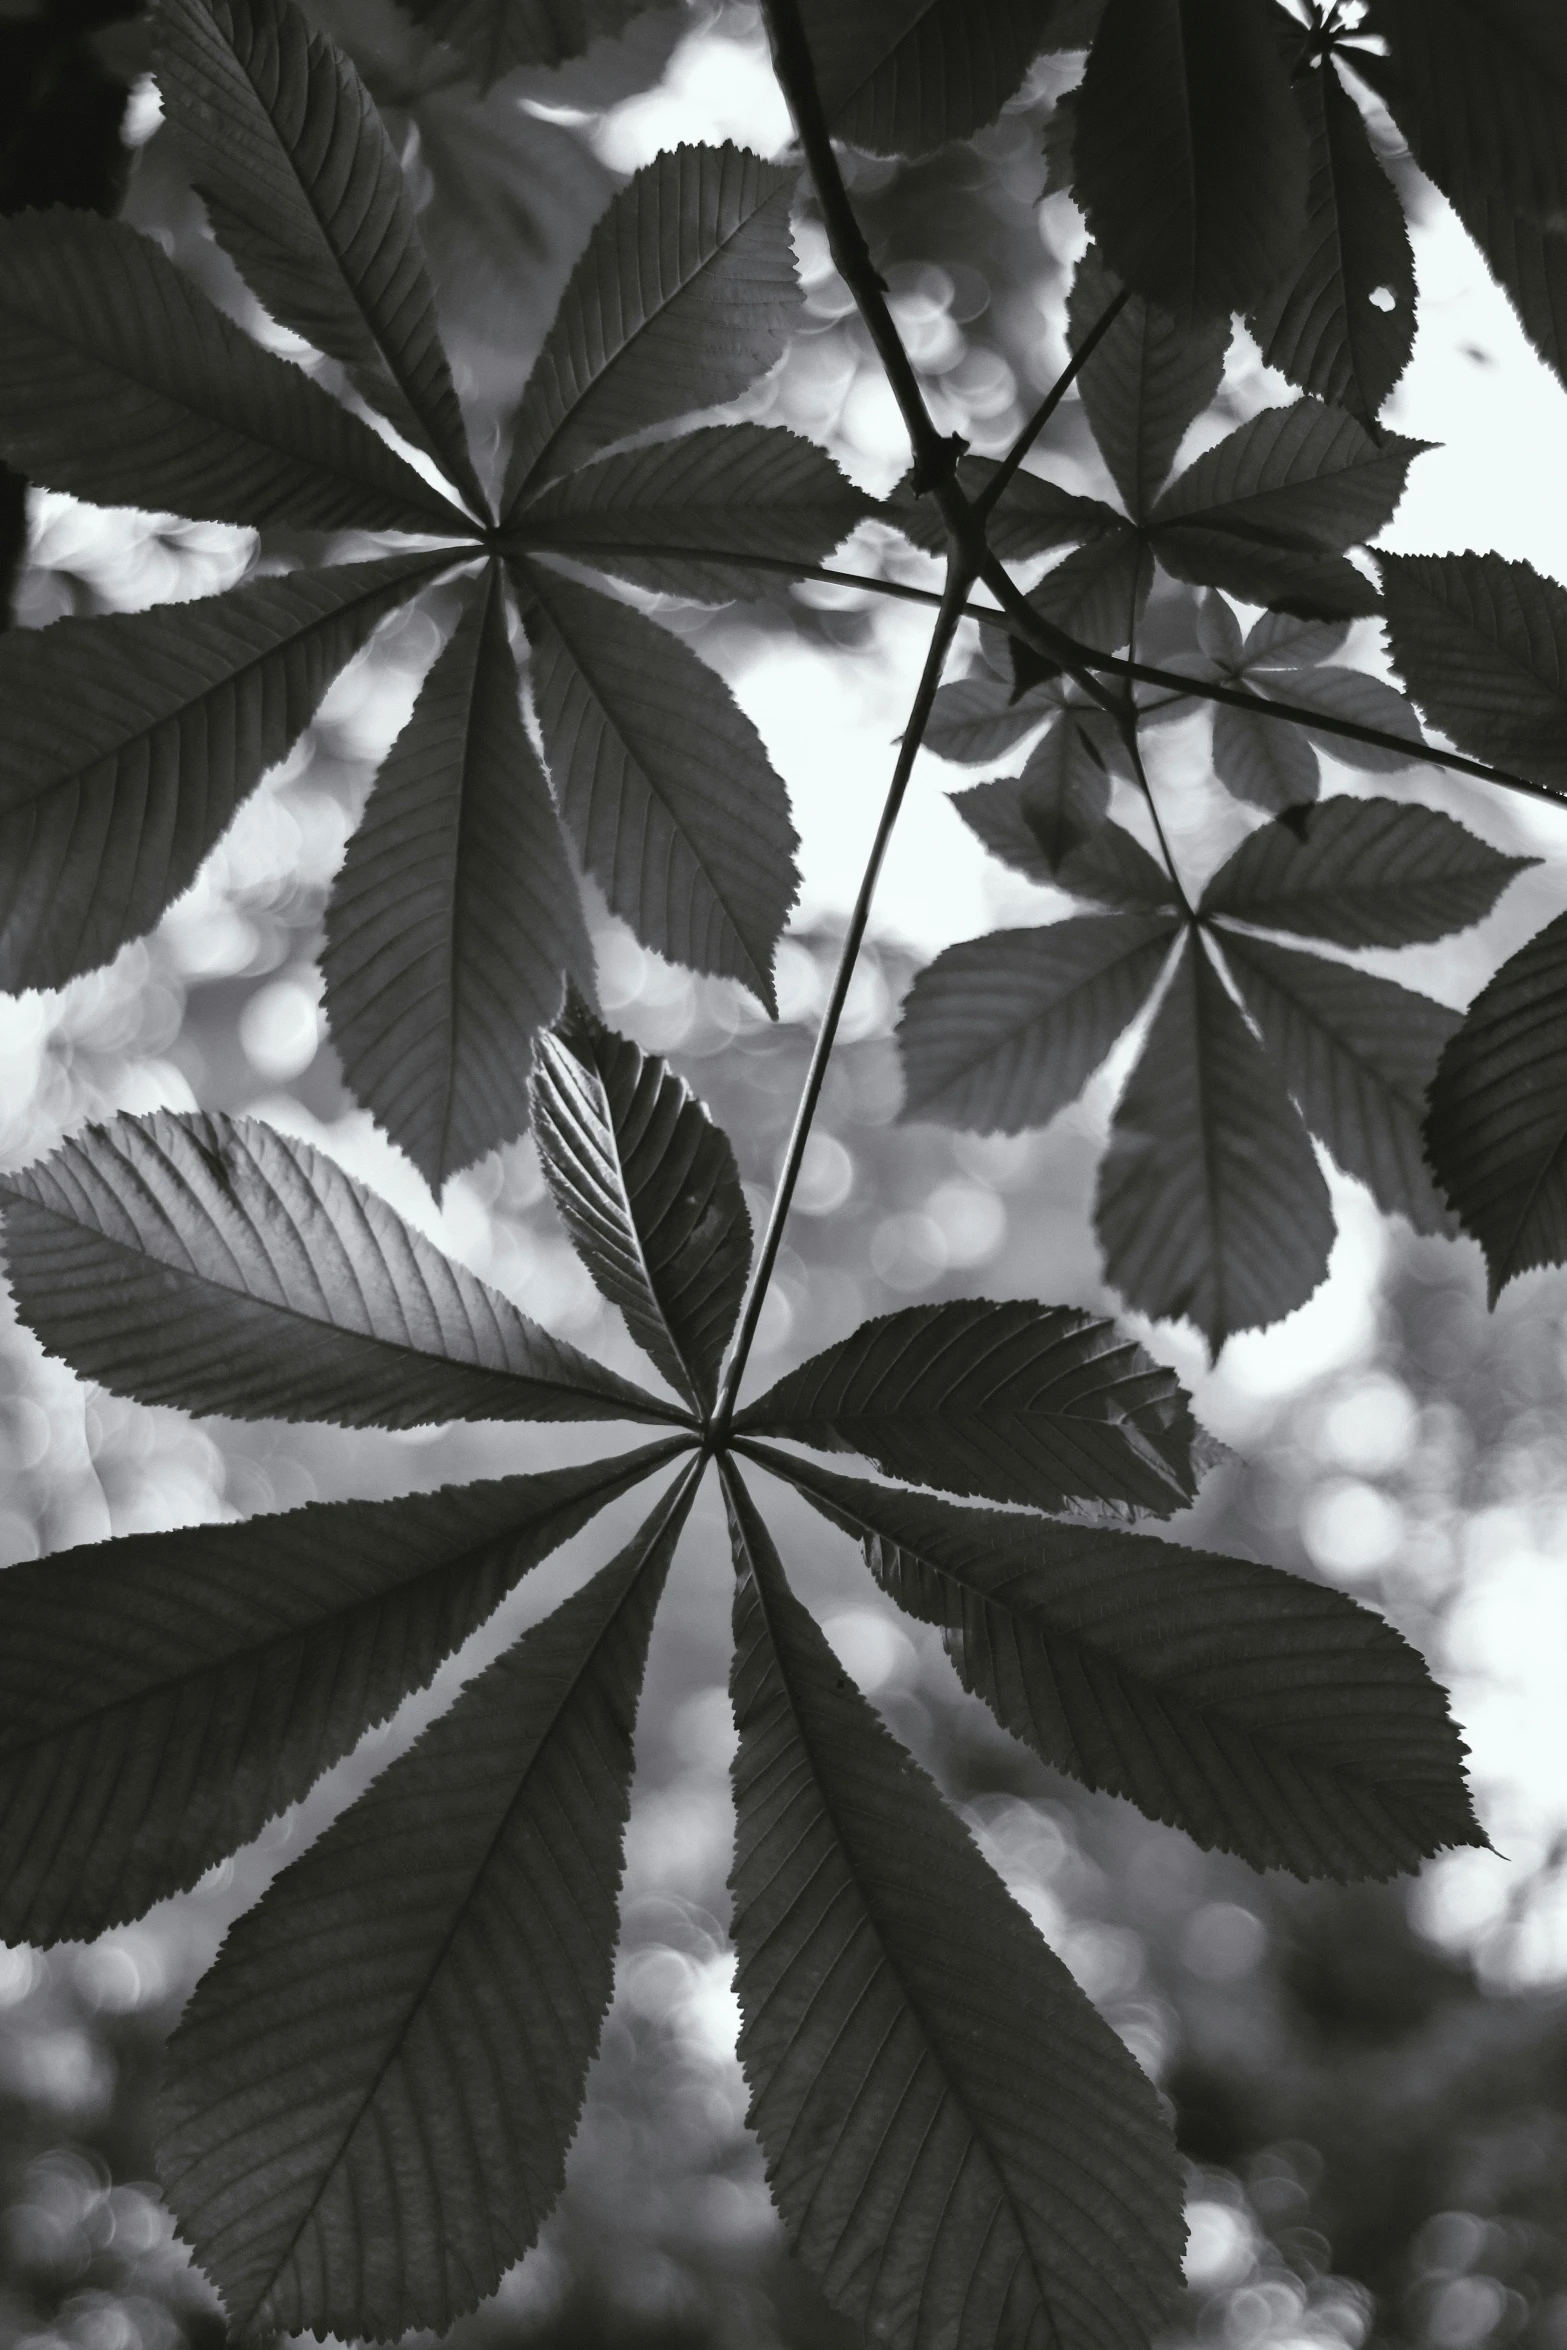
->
[973,286,1132,523]
[712,570,971,1432]
[1116,592,1193,915]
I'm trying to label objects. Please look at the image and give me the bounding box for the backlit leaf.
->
[927,675,1056,765]
[735,1297,1200,1515]
[756,1452,1484,1881]
[157,1469,696,2342]
[1018,708,1122,863]
[724,1464,1186,2350]
[1029,527,1154,651]
[1376,548,1567,789]
[0,211,467,534]
[892,454,1122,559]
[898,912,1177,1134]
[1151,399,1424,557]
[798,0,1065,158]
[533,1004,751,1409]
[519,562,799,1008]
[405,0,658,88]
[504,144,800,506]
[0,1444,682,1945]
[1156,534,1379,619]
[1247,59,1417,422]
[0,1110,679,1428]
[1212,699,1320,810]
[1425,911,1567,1299]
[513,422,872,600]
[1058,819,1181,908]
[1217,930,1459,1234]
[1074,0,1309,319]
[1096,933,1335,1347]
[321,564,591,1193]
[153,0,488,517]
[1201,796,1531,947]
[1067,242,1231,517]
[1260,661,1426,772]
[0,557,437,993]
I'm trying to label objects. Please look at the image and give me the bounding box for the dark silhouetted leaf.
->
[1218,930,1459,1233]
[736,1297,1200,1515]
[1212,699,1320,809]
[799,0,1066,159]
[1376,548,1567,788]
[1096,934,1335,1347]
[153,0,488,517]
[321,565,590,1193]
[0,211,467,534]
[405,0,659,90]
[1363,0,1567,229]
[1067,242,1231,517]
[0,1444,682,1945]
[1426,910,1567,1299]
[1435,179,1567,396]
[504,145,800,505]
[892,453,1122,559]
[724,1465,1186,2350]
[1248,59,1417,423]
[533,1005,751,1409]
[1074,0,1309,319]
[1158,535,1379,619]
[157,1469,696,2342]
[519,562,799,1008]
[0,557,437,993]
[1029,526,1154,650]
[1151,400,1423,576]
[898,912,1177,1132]
[0,1110,678,1428]
[755,1451,1484,1880]
[927,675,1056,765]
[513,422,871,599]
[1201,796,1531,946]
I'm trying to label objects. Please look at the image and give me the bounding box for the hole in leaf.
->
[1368,284,1397,312]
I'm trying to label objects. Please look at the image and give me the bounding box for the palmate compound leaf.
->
[157,1465,699,2344]
[1425,911,1567,1301]
[734,1297,1200,1516]
[1073,0,1308,321]
[1200,795,1533,949]
[1246,57,1417,424]
[723,1463,1186,2350]
[321,564,592,1193]
[796,0,1076,160]
[897,911,1178,1133]
[153,0,490,520]
[0,555,441,994]
[0,1442,684,1945]
[533,1003,751,1412]
[1149,399,1425,619]
[0,1109,680,1428]
[1095,931,1336,1349]
[0,212,468,535]
[1376,549,1567,790]
[512,422,874,601]
[1066,241,1231,518]
[1214,930,1460,1236]
[517,561,800,1009]
[751,1450,1485,1880]
[503,144,801,509]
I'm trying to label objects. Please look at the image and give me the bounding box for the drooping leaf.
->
[1201,796,1531,948]
[1362,0,1567,229]
[754,1450,1484,1880]
[898,914,1177,1133]
[1211,698,1321,809]
[321,565,591,1194]
[1028,526,1154,650]
[1425,911,1567,1299]
[1247,59,1417,423]
[153,0,489,518]
[0,211,467,534]
[724,1464,1186,2350]
[503,144,801,506]
[157,1469,696,2343]
[1096,933,1335,1347]
[404,0,660,90]
[518,562,799,1008]
[0,557,437,993]
[532,1004,751,1410]
[1217,930,1460,1234]
[0,1444,682,1945]
[1074,0,1309,319]
[513,423,872,600]
[1067,242,1231,517]
[735,1297,1200,1515]
[0,1110,679,1428]
[927,675,1055,765]
[799,0,1070,159]
[1376,548,1567,788]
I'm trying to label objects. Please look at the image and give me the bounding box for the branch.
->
[973,285,1131,524]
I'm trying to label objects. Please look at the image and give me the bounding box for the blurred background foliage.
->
[4,6,1567,2350]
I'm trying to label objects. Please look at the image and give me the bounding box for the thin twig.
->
[711,569,971,1433]
[973,285,1132,523]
